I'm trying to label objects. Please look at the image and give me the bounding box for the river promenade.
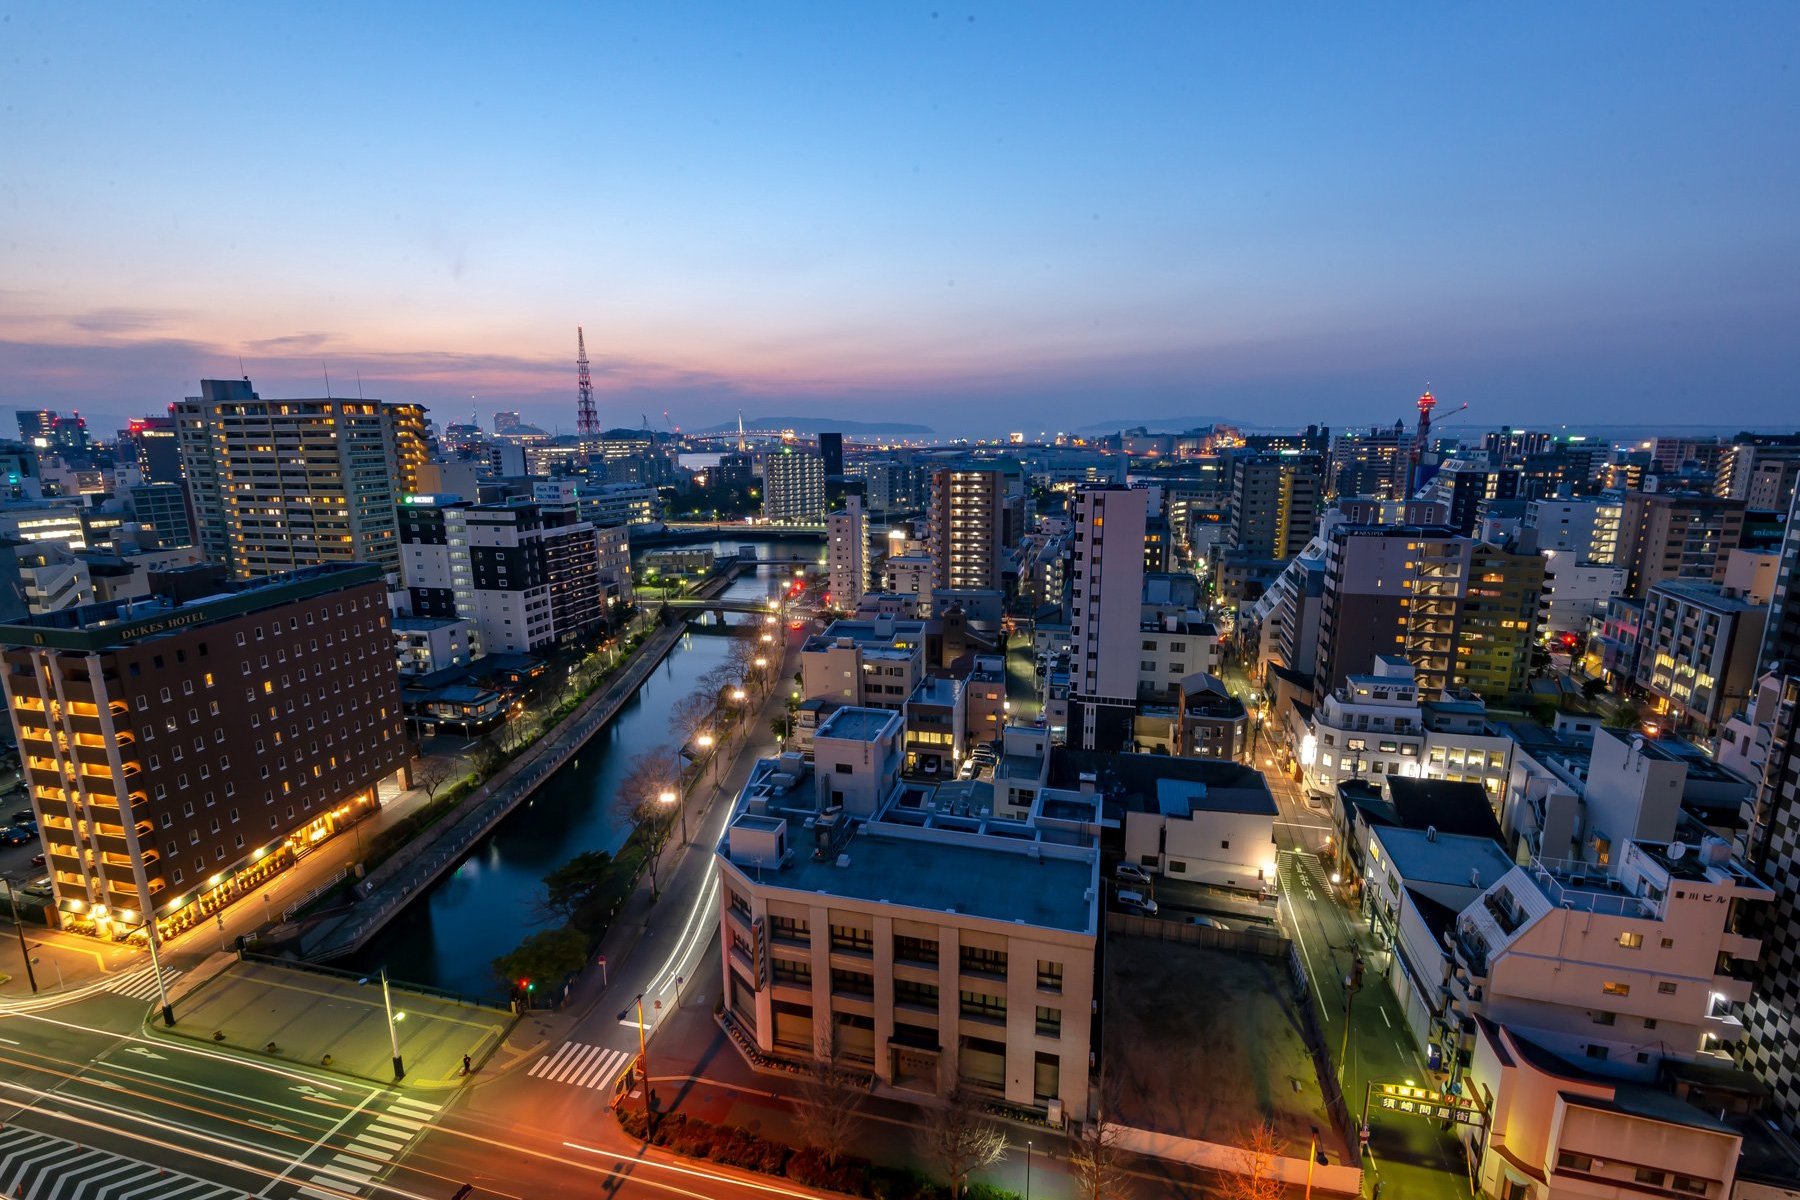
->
[295,615,689,961]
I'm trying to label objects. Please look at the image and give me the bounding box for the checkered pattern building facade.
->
[1742,674,1800,1133]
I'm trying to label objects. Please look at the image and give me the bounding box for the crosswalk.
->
[527,1040,634,1091]
[291,1094,441,1200]
[104,965,182,1002]
[0,1124,241,1200]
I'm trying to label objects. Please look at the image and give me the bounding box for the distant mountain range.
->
[687,416,935,436]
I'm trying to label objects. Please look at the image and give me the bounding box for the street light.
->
[380,967,406,1080]
[697,733,717,789]
[659,787,686,845]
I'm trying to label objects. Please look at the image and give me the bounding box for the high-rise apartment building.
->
[1316,524,1467,703]
[1524,495,1623,564]
[1327,423,1409,500]
[927,467,1021,594]
[126,417,184,485]
[0,563,406,943]
[818,431,844,478]
[1715,434,1800,510]
[1425,458,1521,537]
[827,494,869,610]
[1315,524,1544,705]
[1460,542,1545,699]
[1480,427,1552,466]
[175,378,421,578]
[128,483,194,549]
[762,446,826,524]
[1225,453,1323,561]
[1069,485,1147,751]
[398,496,620,655]
[1618,492,1746,599]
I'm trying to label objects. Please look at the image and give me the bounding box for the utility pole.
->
[146,922,174,1026]
[5,880,38,994]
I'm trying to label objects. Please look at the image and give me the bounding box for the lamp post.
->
[380,967,406,1080]
[1024,1140,1033,1200]
[634,992,651,1112]
[660,787,685,846]
[697,733,716,790]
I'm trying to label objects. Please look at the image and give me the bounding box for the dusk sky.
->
[3,3,1796,437]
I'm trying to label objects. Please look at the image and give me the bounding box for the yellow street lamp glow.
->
[658,789,677,806]
[754,657,767,669]
[697,733,714,748]
[731,688,747,702]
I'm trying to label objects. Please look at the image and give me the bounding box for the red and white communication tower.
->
[576,326,599,439]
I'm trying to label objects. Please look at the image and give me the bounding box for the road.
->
[0,620,851,1199]
[1219,659,1475,1199]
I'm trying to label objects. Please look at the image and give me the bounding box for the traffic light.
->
[519,978,533,994]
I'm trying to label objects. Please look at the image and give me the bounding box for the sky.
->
[2,2,1797,438]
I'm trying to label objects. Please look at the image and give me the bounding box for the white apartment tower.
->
[827,494,869,609]
[1070,484,1147,751]
[763,447,827,524]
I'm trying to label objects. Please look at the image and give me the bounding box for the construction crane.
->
[1407,388,1471,496]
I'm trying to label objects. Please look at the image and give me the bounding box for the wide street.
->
[0,606,842,1200]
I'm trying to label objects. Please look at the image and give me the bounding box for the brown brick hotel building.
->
[0,562,409,942]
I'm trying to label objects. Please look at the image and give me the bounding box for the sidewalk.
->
[154,956,513,1091]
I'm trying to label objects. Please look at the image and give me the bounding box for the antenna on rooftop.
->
[323,364,332,398]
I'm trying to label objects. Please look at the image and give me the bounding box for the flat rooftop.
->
[1155,777,1276,818]
[1374,827,1513,889]
[908,676,960,706]
[815,706,900,743]
[732,817,1094,933]
[0,562,384,652]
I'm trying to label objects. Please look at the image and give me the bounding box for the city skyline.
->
[3,4,1797,435]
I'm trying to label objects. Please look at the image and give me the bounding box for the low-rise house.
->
[1120,773,1277,892]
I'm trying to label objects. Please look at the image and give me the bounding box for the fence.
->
[1105,911,1290,958]
[282,866,348,921]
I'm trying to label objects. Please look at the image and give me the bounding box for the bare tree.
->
[921,1088,1009,1199]
[616,750,678,900]
[1069,1071,1132,1200]
[793,1029,867,1167]
[413,756,458,805]
[668,691,715,774]
[1219,1120,1288,1200]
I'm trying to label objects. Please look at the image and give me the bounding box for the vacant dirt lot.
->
[1104,932,1348,1160]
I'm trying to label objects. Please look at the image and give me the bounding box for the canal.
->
[347,540,821,1000]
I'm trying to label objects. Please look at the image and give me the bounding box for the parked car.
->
[1114,889,1159,917]
[30,853,44,868]
[1113,862,1154,887]
[0,826,32,846]
[10,809,33,825]
[1187,915,1231,931]
[22,876,52,897]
